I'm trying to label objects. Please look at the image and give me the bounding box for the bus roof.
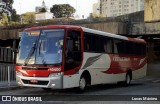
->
[24,25,146,44]
[82,27,128,40]
[24,25,81,31]
[81,27,146,43]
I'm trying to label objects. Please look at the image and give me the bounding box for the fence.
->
[0,63,16,88]
[0,47,16,88]
[0,47,14,63]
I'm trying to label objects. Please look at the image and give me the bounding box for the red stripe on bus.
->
[102,55,147,74]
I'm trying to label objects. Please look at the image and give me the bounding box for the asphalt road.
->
[0,76,160,95]
[0,63,160,104]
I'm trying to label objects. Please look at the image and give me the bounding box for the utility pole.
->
[19,1,22,24]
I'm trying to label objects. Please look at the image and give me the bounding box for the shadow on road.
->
[28,83,144,95]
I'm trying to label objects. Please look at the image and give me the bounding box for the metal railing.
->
[0,63,16,88]
[0,47,17,88]
[0,47,14,63]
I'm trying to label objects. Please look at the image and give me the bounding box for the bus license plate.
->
[30,80,38,83]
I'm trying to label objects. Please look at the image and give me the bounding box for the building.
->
[35,0,53,21]
[35,12,53,21]
[100,0,144,17]
[92,2,100,17]
[35,0,47,13]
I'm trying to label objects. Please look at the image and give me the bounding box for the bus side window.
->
[84,35,90,51]
[104,39,112,53]
[65,30,82,70]
[113,39,121,54]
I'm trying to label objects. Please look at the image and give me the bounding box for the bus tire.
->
[78,76,87,93]
[125,73,131,86]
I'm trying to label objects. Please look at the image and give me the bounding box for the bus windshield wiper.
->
[24,30,42,66]
[24,40,38,66]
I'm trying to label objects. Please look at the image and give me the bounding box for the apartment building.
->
[99,0,144,17]
[92,2,100,17]
[92,0,100,17]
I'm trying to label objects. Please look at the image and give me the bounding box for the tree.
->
[11,9,20,22]
[0,0,20,24]
[39,7,47,13]
[22,12,35,24]
[0,0,14,16]
[2,0,13,5]
[0,13,9,26]
[50,4,76,18]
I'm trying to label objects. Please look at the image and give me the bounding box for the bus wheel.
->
[78,76,87,93]
[125,73,131,86]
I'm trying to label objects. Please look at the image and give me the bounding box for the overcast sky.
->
[13,0,98,19]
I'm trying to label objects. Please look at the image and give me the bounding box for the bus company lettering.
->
[48,67,61,72]
[113,57,130,62]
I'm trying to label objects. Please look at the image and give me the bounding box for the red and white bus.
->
[16,25,147,92]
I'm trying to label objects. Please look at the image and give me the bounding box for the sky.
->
[13,0,98,19]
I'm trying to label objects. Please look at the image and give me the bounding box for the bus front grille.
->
[22,79,49,85]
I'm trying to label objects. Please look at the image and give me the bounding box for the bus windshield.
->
[17,29,64,65]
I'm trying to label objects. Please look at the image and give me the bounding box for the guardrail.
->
[0,63,16,88]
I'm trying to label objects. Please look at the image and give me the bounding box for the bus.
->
[16,25,147,92]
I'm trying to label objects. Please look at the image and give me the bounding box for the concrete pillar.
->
[147,40,156,62]
[145,0,160,22]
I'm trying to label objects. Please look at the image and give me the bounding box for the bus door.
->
[64,29,82,74]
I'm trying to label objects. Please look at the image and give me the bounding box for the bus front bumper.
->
[16,73,63,89]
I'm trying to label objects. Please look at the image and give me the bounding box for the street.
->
[0,76,160,95]
[0,63,160,104]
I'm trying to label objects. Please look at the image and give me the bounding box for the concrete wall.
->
[0,29,23,39]
[131,22,160,35]
[145,0,160,22]
[0,22,127,40]
[0,11,145,40]
[80,22,127,35]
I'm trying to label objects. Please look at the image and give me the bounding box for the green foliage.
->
[1,0,14,15]
[0,0,15,22]
[0,13,9,26]
[11,9,20,22]
[39,8,47,13]
[22,12,35,24]
[2,0,13,4]
[50,4,76,18]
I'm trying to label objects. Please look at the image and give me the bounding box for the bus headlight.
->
[16,71,22,76]
[49,73,61,77]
